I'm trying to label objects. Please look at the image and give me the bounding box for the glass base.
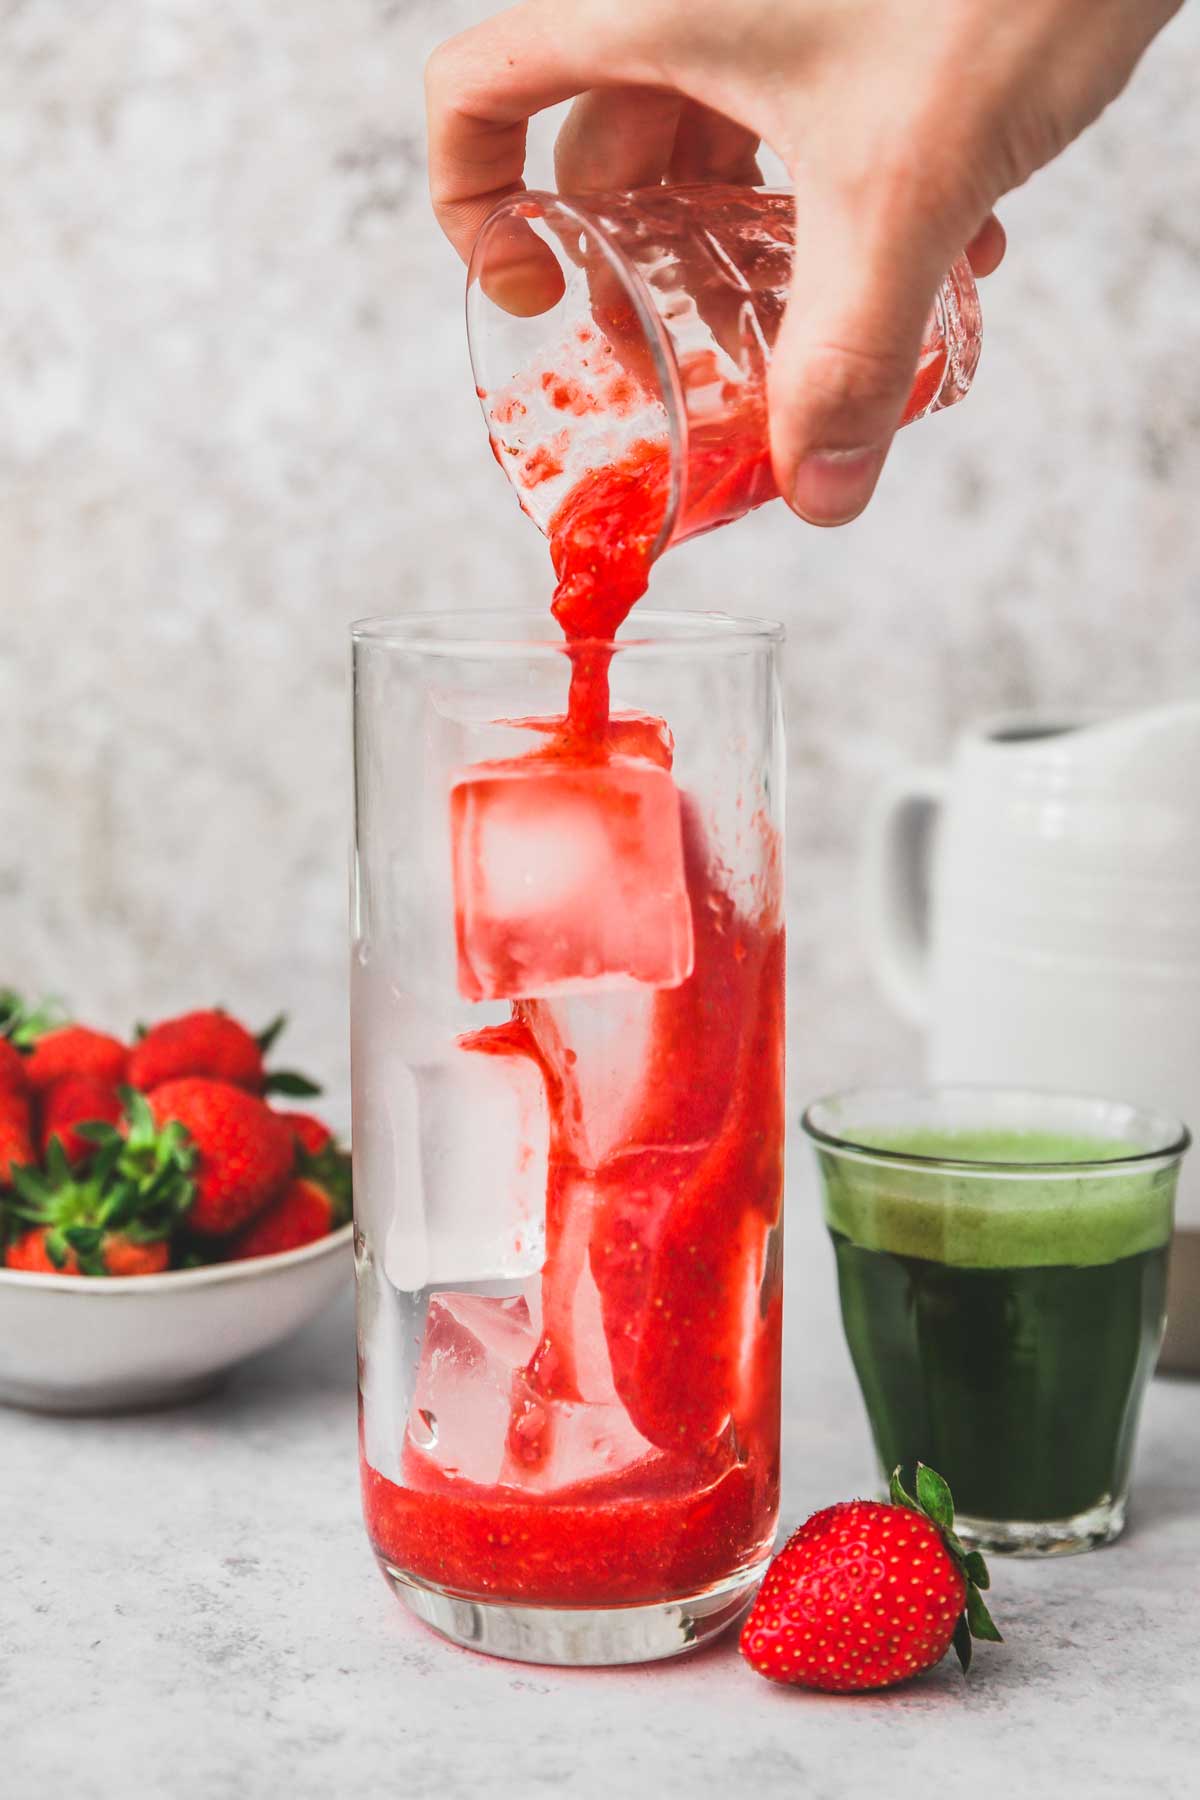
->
[378,1560,766,1666]
[954,1494,1126,1558]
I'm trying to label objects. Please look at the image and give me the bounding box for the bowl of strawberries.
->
[0,994,353,1413]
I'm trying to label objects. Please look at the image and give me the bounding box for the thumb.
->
[769,196,952,527]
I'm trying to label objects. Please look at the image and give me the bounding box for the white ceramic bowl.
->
[0,1224,353,1414]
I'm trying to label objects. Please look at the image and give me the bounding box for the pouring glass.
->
[467,186,982,558]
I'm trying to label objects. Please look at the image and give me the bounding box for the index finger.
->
[425,1,649,261]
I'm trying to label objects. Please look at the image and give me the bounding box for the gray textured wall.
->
[2,1,1197,1104]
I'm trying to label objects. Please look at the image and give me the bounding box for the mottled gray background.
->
[1,0,1197,1104]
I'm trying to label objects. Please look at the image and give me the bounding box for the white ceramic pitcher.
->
[862,705,1200,1366]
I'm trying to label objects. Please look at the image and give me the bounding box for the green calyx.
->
[889,1463,1003,1675]
[9,1091,197,1275]
[254,1012,322,1097]
[0,989,67,1049]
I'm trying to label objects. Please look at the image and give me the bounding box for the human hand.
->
[427,0,1179,524]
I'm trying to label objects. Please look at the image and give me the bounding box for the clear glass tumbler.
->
[352,610,786,1664]
[468,186,982,559]
[804,1085,1189,1556]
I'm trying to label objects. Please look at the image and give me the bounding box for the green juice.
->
[820,1130,1174,1527]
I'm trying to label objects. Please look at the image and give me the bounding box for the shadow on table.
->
[1122,1370,1200,1540]
[1125,1478,1200,1537]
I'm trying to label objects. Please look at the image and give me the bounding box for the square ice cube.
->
[406,1039,548,1286]
[407,1287,657,1493]
[450,754,694,1002]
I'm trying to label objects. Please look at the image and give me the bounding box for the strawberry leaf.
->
[0,989,25,1037]
[99,1185,140,1231]
[263,1070,323,1098]
[64,1225,103,1253]
[888,1465,920,1512]
[121,1088,155,1138]
[5,993,68,1047]
[256,1014,288,1055]
[952,1613,973,1676]
[966,1584,1003,1643]
[915,1463,956,1534]
[76,1121,120,1146]
[92,1139,125,1186]
[11,1165,53,1211]
[45,1137,73,1188]
[964,1549,990,1591]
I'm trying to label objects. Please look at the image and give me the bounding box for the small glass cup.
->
[468,186,982,558]
[352,610,785,1664]
[803,1085,1189,1556]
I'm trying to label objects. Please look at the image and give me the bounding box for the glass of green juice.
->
[803,1086,1189,1556]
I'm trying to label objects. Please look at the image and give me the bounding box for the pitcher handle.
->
[860,766,947,1028]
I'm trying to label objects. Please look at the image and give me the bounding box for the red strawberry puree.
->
[362,369,785,1609]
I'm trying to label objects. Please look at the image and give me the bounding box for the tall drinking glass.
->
[352,611,785,1665]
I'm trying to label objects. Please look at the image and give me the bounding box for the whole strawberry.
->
[23,1024,129,1094]
[740,1466,1001,1692]
[40,1074,124,1164]
[129,1009,266,1091]
[275,1110,333,1156]
[148,1078,294,1236]
[227,1173,345,1260]
[128,1009,320,1099]
[5,1123,193,1277]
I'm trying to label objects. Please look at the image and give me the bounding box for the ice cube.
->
[384,1035,549,1291]
[407,1287,657,1492]
[409,691,573,1002]
[525,990,656,1166]
[450,754,694,1002]
[354,960,507,1292]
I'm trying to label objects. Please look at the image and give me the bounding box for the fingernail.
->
[791,443,889,526]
